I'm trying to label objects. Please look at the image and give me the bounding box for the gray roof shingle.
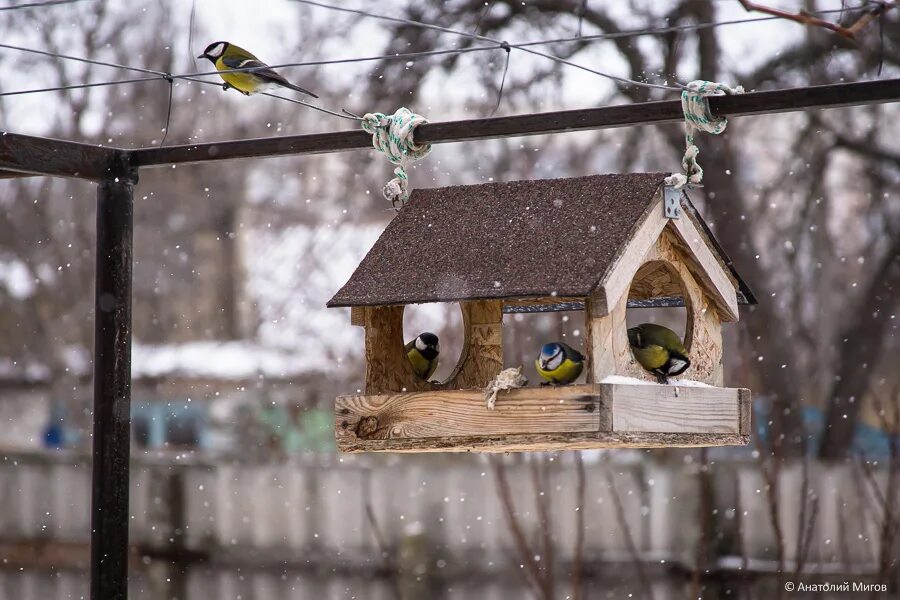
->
[328,173,752,307]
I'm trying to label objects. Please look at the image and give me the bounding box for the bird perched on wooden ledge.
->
[535,342,584,385]
[198,41,318,98]
[406,332,440,381]
[627,323,691,384]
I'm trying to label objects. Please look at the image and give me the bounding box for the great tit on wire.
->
[627,323,691,384]
[198,41,318,98]
[405,332,440,381]
[535,342,584,385]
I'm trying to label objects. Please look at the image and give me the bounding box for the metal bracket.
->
[664,186,681,219]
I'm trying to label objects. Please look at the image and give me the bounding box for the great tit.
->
[627,323,691,384]
[535,342,584,385]
[405,332,440,381]
[198,41,318,98]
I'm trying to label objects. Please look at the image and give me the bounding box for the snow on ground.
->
[131,341,315,380]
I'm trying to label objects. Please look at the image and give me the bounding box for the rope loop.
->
[361,107,431,209]
[665,79,744,189]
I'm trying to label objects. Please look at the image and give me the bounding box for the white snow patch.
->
[132,341,322,380]
[601,375,713,388]
[0,259,35,299]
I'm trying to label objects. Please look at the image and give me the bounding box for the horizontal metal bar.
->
[501,297,694,313]
[0,131,121,180]
[130,78,900,168]
[504,301,586,313]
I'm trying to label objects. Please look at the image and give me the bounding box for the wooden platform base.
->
[335,383,751,453]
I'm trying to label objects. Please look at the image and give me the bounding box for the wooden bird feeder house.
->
[328,173,754,453]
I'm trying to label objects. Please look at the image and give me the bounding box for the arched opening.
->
[626,260,693,352]
[625,259,694,378]
[502,308,586,386]
[401,302,466,384]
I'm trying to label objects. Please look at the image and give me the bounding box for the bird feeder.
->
[328,173,754,453]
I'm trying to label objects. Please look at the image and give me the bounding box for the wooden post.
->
[363,306,429,394]
[445,300,503,390]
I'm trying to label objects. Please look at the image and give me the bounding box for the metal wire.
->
[0,2,882,116]
[289,0,682,91]
[0,42,166,76]
[0,0,92,10]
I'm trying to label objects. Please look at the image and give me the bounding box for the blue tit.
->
[627,323,691,384]
[535,342,584,385]
[198,41,318,98]
[405,332,440,381]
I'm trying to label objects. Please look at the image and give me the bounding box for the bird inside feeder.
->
[329,173,754,453]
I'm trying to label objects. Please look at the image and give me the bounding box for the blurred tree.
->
[360,0,900,459]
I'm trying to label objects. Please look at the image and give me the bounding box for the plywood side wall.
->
[445,300,504,390]
[361,300,504,394]
[585,226,724,386]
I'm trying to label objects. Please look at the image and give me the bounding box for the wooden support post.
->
[445,300,503,390]
[363,306,428,394]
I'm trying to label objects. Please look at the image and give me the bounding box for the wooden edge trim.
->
[669,215,740,322]
[337,432,750,453]
[738,388,752,436]
[596,192,667,314]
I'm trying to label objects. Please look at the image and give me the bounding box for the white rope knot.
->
[484,367,528,410]
[361,107,431,209]
[665,80,744,189]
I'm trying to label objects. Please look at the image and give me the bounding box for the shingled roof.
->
[328,173,753,307]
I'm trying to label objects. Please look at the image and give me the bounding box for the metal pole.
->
[91,158,137,600]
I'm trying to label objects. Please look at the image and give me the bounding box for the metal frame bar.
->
[0,78,896,600]
[90,152,136,600]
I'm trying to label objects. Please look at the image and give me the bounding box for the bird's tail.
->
[284,81,318,99]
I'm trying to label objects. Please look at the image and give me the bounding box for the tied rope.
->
[484,366,528,409]
[665,80,744,189]
[361,107,431,209]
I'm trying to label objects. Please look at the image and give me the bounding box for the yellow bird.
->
[627,323,691,384]
[198,41,318,98]
[405,332,440,381]
[535,342,584,385]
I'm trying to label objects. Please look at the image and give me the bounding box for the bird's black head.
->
[415,332,440,359]
[198,41,229,62]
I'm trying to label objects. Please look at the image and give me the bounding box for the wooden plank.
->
[339,432,749,453]
[350,306,365,327]
[129,79,900,168]
[606,383,740,434]
[585,293,636,382]
[670,213,740,322]
[335,385,601,449]
[596,192,667,314]
[445,300,504,390]
[0,131,121,181]
[363,305,430,394]
[738,388,752,436]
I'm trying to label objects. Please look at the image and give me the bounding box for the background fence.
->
[0,450,892,599]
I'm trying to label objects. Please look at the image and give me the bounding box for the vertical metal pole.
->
[91,160,137,600]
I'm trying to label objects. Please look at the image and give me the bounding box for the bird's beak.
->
[197,54,206,59]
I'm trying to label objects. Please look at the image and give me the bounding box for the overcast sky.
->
[1,0,863,141]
